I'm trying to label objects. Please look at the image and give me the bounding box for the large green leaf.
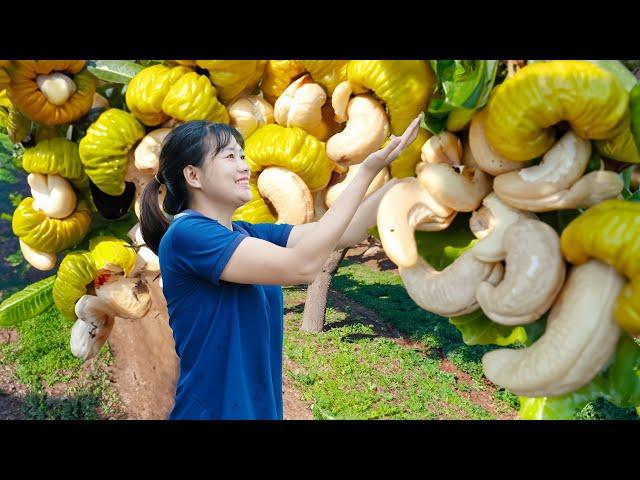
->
[0,275,56,327]
[423,60,499,134]
[87,60,145,85]
[449,309,528,347]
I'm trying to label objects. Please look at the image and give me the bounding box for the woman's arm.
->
[286,177,401,250]
[220,115,422,286]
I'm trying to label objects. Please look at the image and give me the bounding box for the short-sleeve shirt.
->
[158,209,293,420]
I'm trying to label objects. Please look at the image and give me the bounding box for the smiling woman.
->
[137,115,422,420]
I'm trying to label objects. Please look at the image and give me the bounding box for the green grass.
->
[0,305,123,420]
[283,287,497,420]
[332,260,496,383]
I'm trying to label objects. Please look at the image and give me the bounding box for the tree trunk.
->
[301,248,348,333]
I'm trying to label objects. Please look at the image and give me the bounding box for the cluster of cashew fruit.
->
[230,60,434,225]
[53,236,154,360]
[377,60,639,402]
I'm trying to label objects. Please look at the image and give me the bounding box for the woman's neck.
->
[187,199,234,230]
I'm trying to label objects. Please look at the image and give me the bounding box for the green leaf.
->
[449,309,528,347]
[519,334,640,419]
[9,192,23,207]
[87,60,145,86]
[1,212,12,221]
[601,334,640,407]
[627,190,640,202]
[518,383,602,420]
[0,275,56,327]
[588,60,638,92]
[0,167,17,184]
[586,148,603,174]
[5,250,25,267]
[621,165,634,200]
[423,60,499,135]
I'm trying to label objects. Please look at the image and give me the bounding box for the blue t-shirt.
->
[158,209,293,420]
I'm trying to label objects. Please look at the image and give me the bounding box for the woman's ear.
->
[183,165,201,189]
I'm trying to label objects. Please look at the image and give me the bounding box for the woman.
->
[139,114,422,420]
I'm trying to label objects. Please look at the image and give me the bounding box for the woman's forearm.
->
[292,164,379,276]
[336,177,400,249]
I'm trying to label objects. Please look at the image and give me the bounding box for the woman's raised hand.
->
[361,112,423,173]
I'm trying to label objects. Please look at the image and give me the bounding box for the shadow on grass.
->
[330,260,493,367]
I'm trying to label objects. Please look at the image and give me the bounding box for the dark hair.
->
[139,121,245,255]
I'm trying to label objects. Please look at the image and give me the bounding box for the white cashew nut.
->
[331,80,355,123]
[476,219,566,325]
[27,173,77,219]
[257,167,314,224]
[420,131,462,166]
[468,109,523,176]
[493,130,601,212]
[71,295,116,361]
[469,193,537,263]
[134,128,172,173]
[326,95,390,167]
[482,260,624,397]
[274,75,326,132]
[399,251,504,317]
[228,94,274,139]
[377,178,456,268]
[495,170,624,212]
[128,223,160,273]
[415,161,492,213]
[95,275,152,320]
[19,239,57,271]
[36,72,77,106]
[324,164,389,208]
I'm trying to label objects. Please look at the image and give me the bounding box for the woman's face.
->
[198,136,252,208]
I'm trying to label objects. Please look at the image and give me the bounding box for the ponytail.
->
[139,176,169,255]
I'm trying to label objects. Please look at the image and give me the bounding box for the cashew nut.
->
[19,239,57,271]
[95,275,152,320]
[377,178,456,268]
[415,147,492,213]
[134,128,172,173]
[400,251,504,317]
[468,109,522,176]
[71,295,116,361]
[325,95,390,167]
[493,130,598,212]
[128,223,160,273]
[476,219,566,325]
[36,72,77,106]
[324,164,389,208]
[257,166,314,224]
[469,193,537,263]
[331,80,355,123]
[274,75,326,133]
[27,173,77,219]
[482,260,624,397]
[228,95,274,139]
[420,131,462,166]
